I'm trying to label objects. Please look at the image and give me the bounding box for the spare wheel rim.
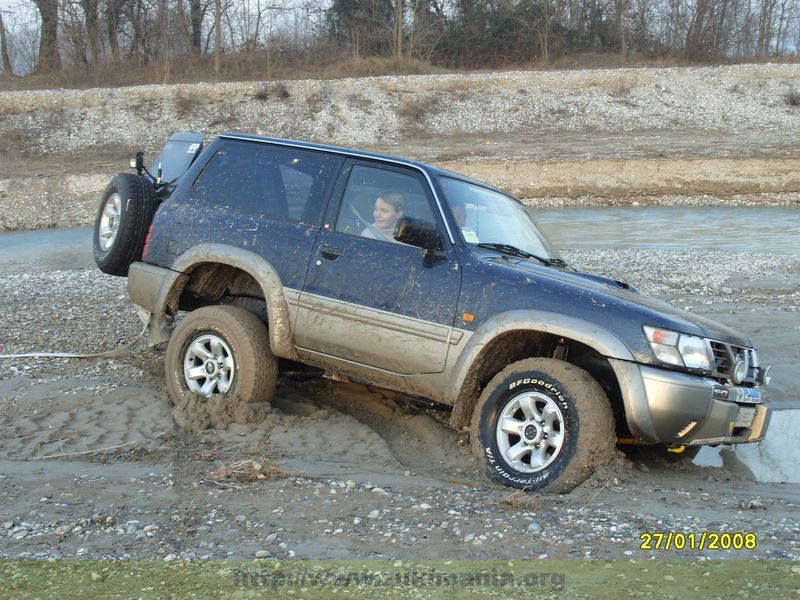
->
[98,193,122,251]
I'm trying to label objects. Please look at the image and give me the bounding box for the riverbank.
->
[2,63,800,231]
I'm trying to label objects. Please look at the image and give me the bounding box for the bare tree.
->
[80,0,100,61]
[757,0,778,54]
[105,0,122,60]
[32,0,61,72]
[394,0,403,57]
[0,11,14,75]
[214,0,221,71]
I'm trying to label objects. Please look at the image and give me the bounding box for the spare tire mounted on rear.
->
[93,173,157,277]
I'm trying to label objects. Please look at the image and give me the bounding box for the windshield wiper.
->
[476,243,567,268]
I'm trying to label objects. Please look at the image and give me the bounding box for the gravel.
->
[0,249,798,562]
[2,64,799,155]
[0,470,797,561]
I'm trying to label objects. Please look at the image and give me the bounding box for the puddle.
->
[695,405,800,483]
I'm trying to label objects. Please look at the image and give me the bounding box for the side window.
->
[191,142,340,225]
[335,165,436,242]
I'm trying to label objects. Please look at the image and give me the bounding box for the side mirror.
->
[130,151,145,175]
[394,217,442,254]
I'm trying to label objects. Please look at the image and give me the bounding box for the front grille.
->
[709,340,758,384]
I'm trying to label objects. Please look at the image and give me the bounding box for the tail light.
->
[142,224,154,260]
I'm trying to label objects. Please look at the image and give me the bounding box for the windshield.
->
[439,176,558,259]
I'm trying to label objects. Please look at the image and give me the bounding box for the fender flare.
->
[157,244,297,359]
[446,309,635,428]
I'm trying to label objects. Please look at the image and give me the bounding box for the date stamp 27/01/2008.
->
[640,531,757,551]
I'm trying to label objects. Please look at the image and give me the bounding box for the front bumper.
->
[610,360,771,445]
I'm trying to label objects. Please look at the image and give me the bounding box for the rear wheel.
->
[165,306,278,406]
[471,358,615,493]
[93,173,157,276]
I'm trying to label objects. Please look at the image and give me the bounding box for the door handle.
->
[320,245,345,259]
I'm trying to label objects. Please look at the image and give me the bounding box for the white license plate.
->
[734,407,756,428]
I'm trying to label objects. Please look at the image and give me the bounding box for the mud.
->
[170,392,277,432]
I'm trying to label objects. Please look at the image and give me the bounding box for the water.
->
[1,206,799,276]
[0,226,95,276]
[533,205,800,254]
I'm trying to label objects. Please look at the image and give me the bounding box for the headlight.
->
[643,326,713,371]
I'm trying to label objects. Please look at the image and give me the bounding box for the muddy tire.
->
[471,358,615,493]
[165,306,278,406]
[93,173,157,277]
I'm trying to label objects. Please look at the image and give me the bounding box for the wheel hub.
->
[523,423,541,443]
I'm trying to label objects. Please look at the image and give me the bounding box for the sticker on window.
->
[462,229,479,244]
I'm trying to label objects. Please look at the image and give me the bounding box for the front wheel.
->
[165,306,278,407]
[471,358,615,493]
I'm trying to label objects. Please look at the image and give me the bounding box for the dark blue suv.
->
[93,132,773,492]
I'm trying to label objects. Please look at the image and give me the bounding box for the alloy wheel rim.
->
[183,333,235,396]
[495,391,565,473]
[98,193,122,251]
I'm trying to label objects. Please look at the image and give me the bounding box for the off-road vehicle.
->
[93,132,772,492]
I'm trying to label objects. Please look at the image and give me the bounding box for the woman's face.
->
[373,197,401,230]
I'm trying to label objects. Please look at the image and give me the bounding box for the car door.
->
[293,161,462,375]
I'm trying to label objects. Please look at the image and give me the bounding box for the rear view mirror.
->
[394,217,442,254]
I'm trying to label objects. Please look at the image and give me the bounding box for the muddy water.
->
[0,226,94,275]
[533,205,800,254]
[0,206,797,483]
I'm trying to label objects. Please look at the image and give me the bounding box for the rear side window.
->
[190,141,341,225]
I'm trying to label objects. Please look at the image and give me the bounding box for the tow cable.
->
[0,322,148,361]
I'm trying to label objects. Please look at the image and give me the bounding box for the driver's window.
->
[335,165,435,243]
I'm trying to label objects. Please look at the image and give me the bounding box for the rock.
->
[255,550,271,558]
[164,554,177,561]
[368,510,380,520]
[90,572,102,582]
[419,503,432,511]
[527,522,543,533]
